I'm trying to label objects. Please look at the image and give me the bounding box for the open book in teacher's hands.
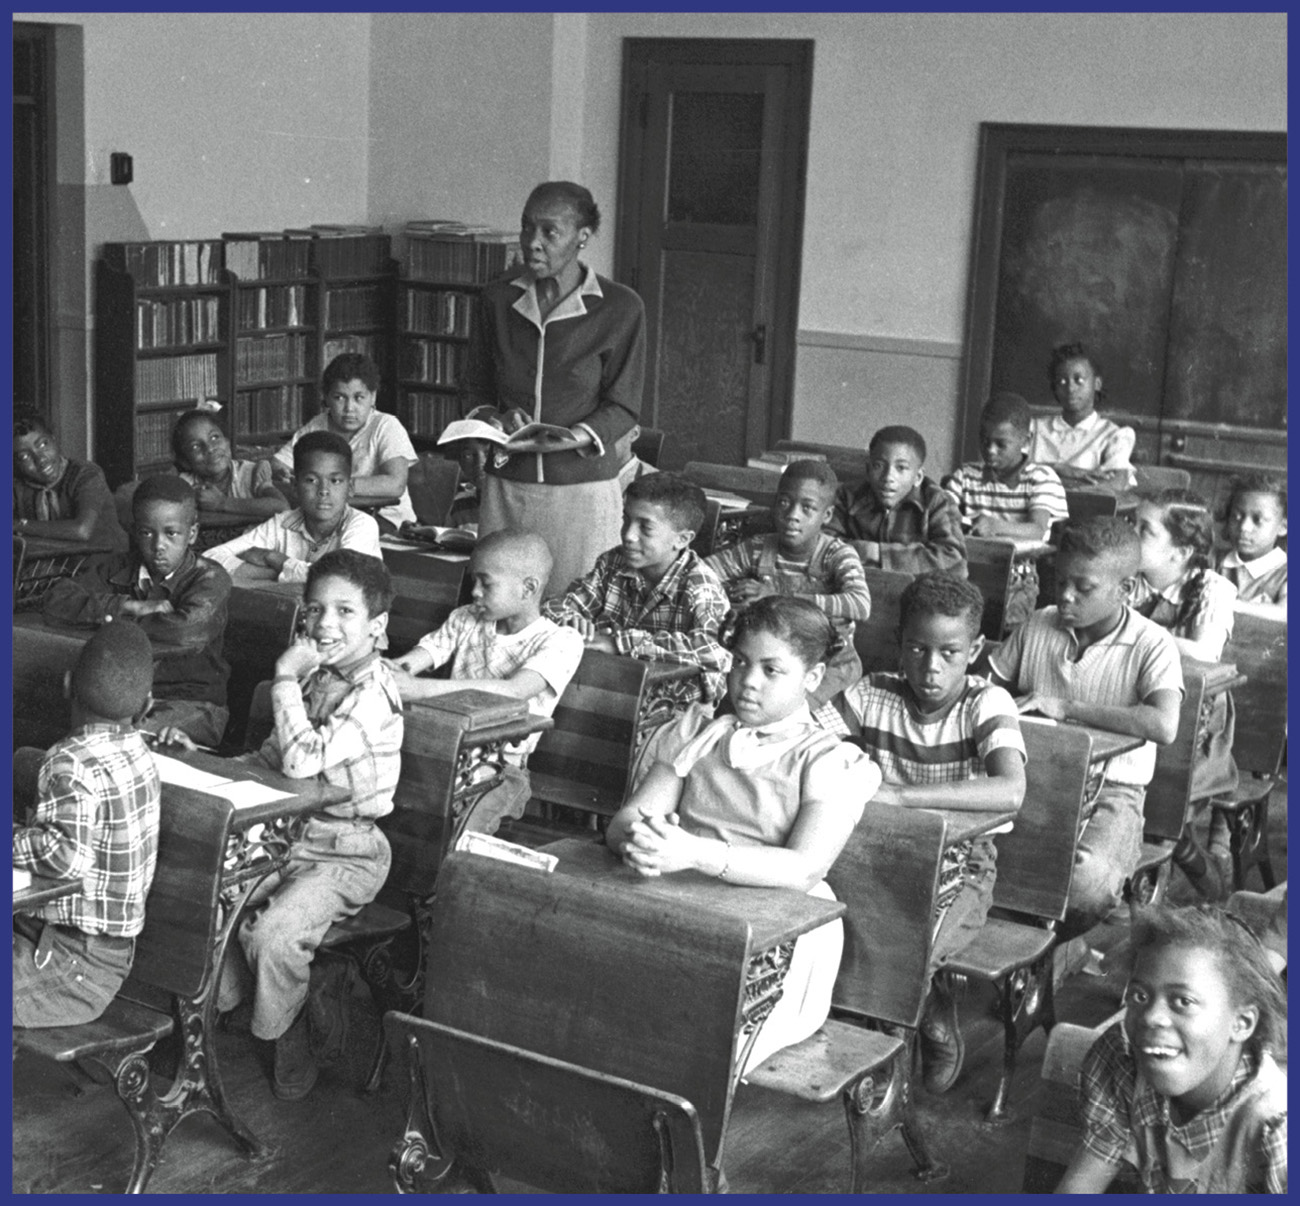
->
[437,418,576,448]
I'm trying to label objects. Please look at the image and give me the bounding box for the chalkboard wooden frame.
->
[958,123,1286,461]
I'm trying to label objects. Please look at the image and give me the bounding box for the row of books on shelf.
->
[403,287,474,337]
[403,337,465,388]
[402,390,464,437]
[223,232,313,282]
[135,295,221,350]
[303,228,390,279]
[136,351,220,407]
[233,385,306,437]
[403,221,521,284]
[324,285,384,330]
[321,333,377,370]
[105,240,223,288]
[236,284,307,331]
[235,333,308,385]
[135,407,186,467]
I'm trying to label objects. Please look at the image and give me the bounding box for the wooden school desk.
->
[13,534,116,611]
[13,872,82,913]
[543,835,846,1075]
[193,510,259,553]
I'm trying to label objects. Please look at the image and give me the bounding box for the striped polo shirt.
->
[943,459,1068,536]
[989,606,1183,786]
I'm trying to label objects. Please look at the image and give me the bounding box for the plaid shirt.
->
[704,532,872,623]
[1079,1023,1288,1194]
[415,606,585,760]
[13,724,160,937]
[543,547,730,704]
[814,673,1024,914]
[941,458,1068,536]
[254,652,404,820]
[826,476,967,575]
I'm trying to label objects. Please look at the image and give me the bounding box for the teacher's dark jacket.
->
[463,265,646,486]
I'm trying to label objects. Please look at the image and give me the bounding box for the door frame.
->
[616,38,813,460]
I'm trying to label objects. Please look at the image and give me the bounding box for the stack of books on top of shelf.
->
[283,224,390,278]
[402,220,523,284]
[223,231,313,281]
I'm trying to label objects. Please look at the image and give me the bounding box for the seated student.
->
[1056,903,1286,1194]
[705,459,870,705]
[607,597,880,1077]
[162,550,404,1100]
[1029,341,1136,486]
[43,476,233,748]
[814,572,1026,1093]
[615,424,656,492]
[942,391,1068,541]
[1132,489,1240,890]
[206,430,381,583]
[171,408,287,518]
[388,529,584,816]
[441,405,504,526]
[13,407,128,552]
[988,517,1183,937]
[272,352,418,533]
[1217,471,1287,614]
[13,623,161,1028]
[543,472,730,709]
[825,424,967,576]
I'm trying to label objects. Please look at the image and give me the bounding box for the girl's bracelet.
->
[715,835,732,881]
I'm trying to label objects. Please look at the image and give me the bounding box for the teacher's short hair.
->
[526,181,601,234]
[626,472,705,534]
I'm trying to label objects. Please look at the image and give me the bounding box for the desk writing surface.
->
[1180,657,1246,696]
[544,836,845,951]
[197,511,258,531]
[924,808,1019,847]
[16,535,115,560]
[1021,717,1144,765]
[159,747,350,829]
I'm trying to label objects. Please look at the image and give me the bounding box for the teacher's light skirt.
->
[480,475,623,599]
[740,879,843,1077]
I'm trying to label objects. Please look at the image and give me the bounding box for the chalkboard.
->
[961,125,1287,460]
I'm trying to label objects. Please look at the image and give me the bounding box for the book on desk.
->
[414,688,530,731]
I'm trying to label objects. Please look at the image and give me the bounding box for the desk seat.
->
[942,917,1055,981]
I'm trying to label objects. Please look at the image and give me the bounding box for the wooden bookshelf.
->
[94,240,229,487]
[397,230,519,446]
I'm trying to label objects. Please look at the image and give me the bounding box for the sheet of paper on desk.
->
[456,830,557,872]
[203,780,295,809]
[151,753,232,790]
[1018,715,1059,726]
[13,867,32,892]
[703,489,750,508]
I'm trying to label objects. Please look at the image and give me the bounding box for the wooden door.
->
[618,40,811,470]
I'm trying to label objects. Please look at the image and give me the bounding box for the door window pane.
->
[667,92,762,226]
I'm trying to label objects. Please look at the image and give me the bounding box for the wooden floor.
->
[13,788,1286,1195]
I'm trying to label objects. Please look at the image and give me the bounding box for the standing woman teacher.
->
[463,181,646,596]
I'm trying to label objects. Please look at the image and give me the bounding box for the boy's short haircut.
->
[625,472,705,534]
[473,528,553,585]
[1057,516,1140,576]
[132,474,198,523]
[1048,340,1102,382]
[322,352,381,395]
[779,459,838,499]
[868,425,927,464]
[305,549,394,618]
[72,622,154,721]
[899,571,985,641]
[1226,470,1287,518]
[981,391,1032,437]
[13,406,52,440]
[294,430,353,475]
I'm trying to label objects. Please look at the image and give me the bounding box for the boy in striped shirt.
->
[815,572,1026,1094]
[706,459,871,704]
[942,391,1068,543]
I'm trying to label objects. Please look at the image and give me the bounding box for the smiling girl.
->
[1057,903,1286,1194]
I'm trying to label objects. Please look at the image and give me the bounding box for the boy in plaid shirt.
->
[164,550,403,1101]
[13,623,160,1027]
[815,572,1025,1094]
[544,473,730,709]
[390,529,584,822]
